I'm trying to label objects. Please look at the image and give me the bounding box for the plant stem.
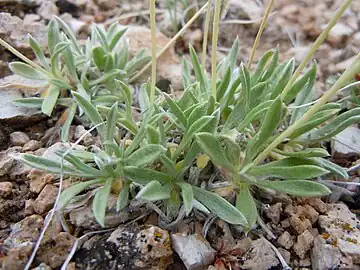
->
[247,53,360,169]
[129,2,209,84]
[247,0,276,69]
[0,38,51,77]
[280,0,353,99]
[201,0,212,68]
[211,0,221,101]
[150,0,157,104]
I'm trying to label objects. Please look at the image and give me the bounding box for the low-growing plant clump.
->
[1,0,359,267]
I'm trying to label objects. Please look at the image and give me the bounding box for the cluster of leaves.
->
[18,30,360,229]
[10,16,149,141]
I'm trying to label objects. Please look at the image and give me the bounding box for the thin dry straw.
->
[129,2,209,83]
[24,122,106,270]
[201,0,212,68]
[149,0,157,104]
[211,0,221,100]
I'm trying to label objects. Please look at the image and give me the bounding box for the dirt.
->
[0,0,359,269]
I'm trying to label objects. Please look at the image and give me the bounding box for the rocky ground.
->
[0,0,359,269]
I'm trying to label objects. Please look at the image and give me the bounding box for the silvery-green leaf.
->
[48,19,60,54]
[216,66,231,101]
[123,166,173,185]
[239,63,251,110]
[223,100,246,131]
[160,154,176,175]
[164,93,187,127]
[135,181,171,201]
[63,47,77,82]
[106,102,118,147]
[182,57,192,89]
[259,47,278,82]
[249,157,329,179]
[89,69,126,87]
[92,46,107,70]
[255,180,331,197]
[110,28,127,51]
[116,183,130,212]
[178,182,194,216]
[125,49,151,74]
[116,80,133,119]
[63,153,105,177]
[187,102,207,128]
[219,135,241,168]
[9,62,47,80]
[236,100,273,132]
[117,43,128,70]
[274,148,330,158]
[41,86,60,116]
[72,91,106,139]
[94,25,109,51]
[314,158,348,179]
[59,179,104,209]
[104,53,115,72]
[196,132,235,172]
[251,49,274,85]
[192,186,248,226]
[146,126,160,144]
[61,103,77,142]
[49,78,72,89]
[173,116,214,159]
[55,16,81,53]
[29,35,50,71]
[221,77,241,110]
[181,141,202,173]
[246,98,286,162]
[93,178,112,227]
[284,62,316,104]
[236,186,257,231]
[50,42,70,75]
[189,45,208,94]
[124,144,165,167]
[270,58,295,99]
[250,82,268,107]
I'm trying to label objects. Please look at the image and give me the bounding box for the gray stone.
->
[332,126,360,155]
[293,230,314,259]
[171,234,216,270]
[0,147,21,176]
[0,182,13,198]
[277,231,294,249]
[10,131,30,146]
[22,140,41,151]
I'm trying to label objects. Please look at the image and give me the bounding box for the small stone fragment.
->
[277,231,294,249]
[171,234,216,270]
[24,199,35,216]
[293,230,314,259]
[278,247,291,264]
[264,202,282,224]
[0,181,13,197]
[0,147,21,176]
[289,215,312,234]
[284,204,296,216]
[10,131,30,146]
[299,258,311,267]
[2,244,33,270]
[307,198,327,213]
[74,125,95,146]
[281,218,290,228]
[22,140,41,151]
[297,205,319,224]
[33,184,58,214]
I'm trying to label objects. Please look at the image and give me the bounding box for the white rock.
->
[171,234,216,270]
[229,0,263,20]
[332,126,360,155]
[10,131,30,146]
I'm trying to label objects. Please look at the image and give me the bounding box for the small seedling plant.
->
[4,0,359,231]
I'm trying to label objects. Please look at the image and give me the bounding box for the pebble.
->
[293,230,314,259]
[33,184,58,214]
[289,215,312,235]
[297,205,319,224]
[307,198,328,214]
[171,234,216,270]
[0,147,21,176]
[277,231,294,249]
[278,247,291,264]
[10,131,30,146]
[0,181,13,197]
[264,202,282,224]
[22,140,41,151]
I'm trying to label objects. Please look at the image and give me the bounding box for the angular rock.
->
[28,169,54,193]
[264,202,282,224]
[10,131,30,146]
[37,0,59,20]
[307,198,328,214]
[289,214,312,235]
[2,244,33,270]
[332,126,360,156]
[278,247,290,264]
[23,140,41,151]
[293,230,314,259]
[0,146,21,176]
[171,234,216,270]
[74,225,173,269]
[229,0,263,20]
[3,214,43,248]
[297,204,319,224]
[277,231,294,250]
[241,238,279,270]
[33,184,58,214]
[74,125,95,146]
[0,181,13,198]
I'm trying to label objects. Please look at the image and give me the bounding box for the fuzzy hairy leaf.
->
[192,186,248,226]
[135,181,171,201]
[124,144,165,167]
[274,148,330,158]
[41,86,60,116]
[116,183,130,212]
[255,180,331,197]
[189,45,208,94]
[236,186,257,231]
[9,62,47,80]
[178,182,194,216]
[29,35,50,71]
[93,179,112,227]
[123,166,173,184]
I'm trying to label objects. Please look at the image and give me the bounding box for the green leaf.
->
[63,47,77,82]
[255,180,331,197]
[48,19,60,55]
[92,46,107,70]
[239,63,251,110]
[146,126,160,144]
[123,166,173,184]
[164,93,187,127]
[72,91,106,140]
[55,16,81,53]
[187,102,208,128]
[216,66,231,101]
[93,179,112,227]
[236,186,257,231]
[116,183,130,212]
[274,148,330,158]
[59,179,104,209]
[219,135,241,168]
[249,82,268,107]
[109,28,127,51]
[116,80,133,120]
[135,181,171,201]
[50,42,70,75]
[124,144,165,167]
[246,98,286,162]
[178,182,194,216]
[173,116,214,159]
[270,58,295,99]
[249,157,329,179]
[251,49,274,85]
[196,132,235,172]
[160,154,176,175]
[63,153,105,177]
[223,100,246,131]
[61,103,77,142]
[41,86,60,116]
[192,186,248,226]
[237,100,273,132]
[189,45,208,94]
[106,102,118,146]
[313,158,348,179]
[29,35,50,71]
[259,47,279,82]
[182,57,192,89]
[9,62,47,80]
